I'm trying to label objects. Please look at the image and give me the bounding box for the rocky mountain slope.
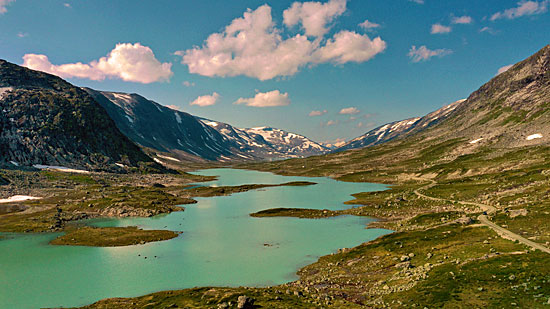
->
[336,99,464,152]
[84,89,237,161]
[0,60,156,171]
[338,44,550,153]
[432,44,550,149]
[85,88,328,161]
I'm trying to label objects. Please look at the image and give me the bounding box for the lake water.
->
[0,168,391,308]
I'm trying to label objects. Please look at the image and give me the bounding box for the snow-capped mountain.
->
[198,119,329,160]
[336,99,465,152]
[85,88,328,161]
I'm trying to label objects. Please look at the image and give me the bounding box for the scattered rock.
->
[509,209,528,218]
[456,216,473,225]
[237,295,255,309]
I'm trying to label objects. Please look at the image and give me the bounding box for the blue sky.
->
[1,0,549,145]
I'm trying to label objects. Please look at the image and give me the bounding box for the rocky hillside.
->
[85,88,328,162]
[84,89,237,161]
[434,44,550,148]
[338,44,550,153]
[336,100,463,152]
[0,60,156,171]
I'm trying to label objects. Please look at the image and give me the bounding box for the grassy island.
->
[251,207,341,218]
[50,226,179,247]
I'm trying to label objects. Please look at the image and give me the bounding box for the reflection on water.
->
[0,168,391,309]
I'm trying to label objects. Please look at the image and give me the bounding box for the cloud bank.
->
[452,15,473,24]
[0,0,14,14]
[23,43,173,83]
[190,92,220,107]
[431,23,451,34]
[234,90,290,107]
[359,20,381,31]
[309,109,328,116]
[176,1,386,81]
[497,64,513,75]
[339,107,360,115]
[408,45,452,62]
[283,0,346,37]
[491,1,549,21]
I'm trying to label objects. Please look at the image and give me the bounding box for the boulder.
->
[237,295,255,309]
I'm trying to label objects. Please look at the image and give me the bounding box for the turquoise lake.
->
[0,168,391,308]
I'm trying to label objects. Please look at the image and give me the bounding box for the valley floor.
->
[3,140,550,308]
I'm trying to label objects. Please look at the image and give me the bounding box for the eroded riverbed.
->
[0,168,391,308]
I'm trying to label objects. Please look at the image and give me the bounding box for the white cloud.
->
[182,81,195,87]
[409,0,424,4]
[497,64,513,75]
[190,92,220,107]
[479,26,497,34]
[166,105,181,111]
[431,23,452,34]
[452,15,473,24]
[309,109,327,116]
[176,4,385,81]
[0,0,14,14]
[313,30,386,64]
[23,43,173,83]
[359,19,381,31]
[234,90,290,107]
[63,3,71,8]
[17,32,28,38]
[408,45,452,62]
[324,120,338,126]
[283,0,346,37]
[339,107,360,114]
[491,1,549,21]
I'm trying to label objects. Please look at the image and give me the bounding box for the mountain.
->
[248,44,550,181]
[0,60,156,171]
[338,45,550,153]
[85,88,328,161]
[198,119,329,160]
[84,89,239,161]
[429,44,550,148]
[336,99,464,152]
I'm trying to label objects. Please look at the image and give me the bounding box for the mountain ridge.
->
[85,88,329,162]
[0,59,157,171]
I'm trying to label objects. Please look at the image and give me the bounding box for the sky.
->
[1,0,549,145]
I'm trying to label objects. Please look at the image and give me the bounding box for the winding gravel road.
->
[413,179,550,254]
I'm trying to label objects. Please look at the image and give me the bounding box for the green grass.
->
[50,226,179,247]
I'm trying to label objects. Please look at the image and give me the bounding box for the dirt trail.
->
[412,178,550,254]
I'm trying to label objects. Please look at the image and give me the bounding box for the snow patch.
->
[33,165,90,174]
[157,154,181,162]
[175,112,182,124]
[125,115,134,123]
[469,138,483,144]
[526,133,543,141]
[115,163,127,168]
[0,195,41,204]
[9,161,19,166]
[153,158,163,164]
[110,93,134,105]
